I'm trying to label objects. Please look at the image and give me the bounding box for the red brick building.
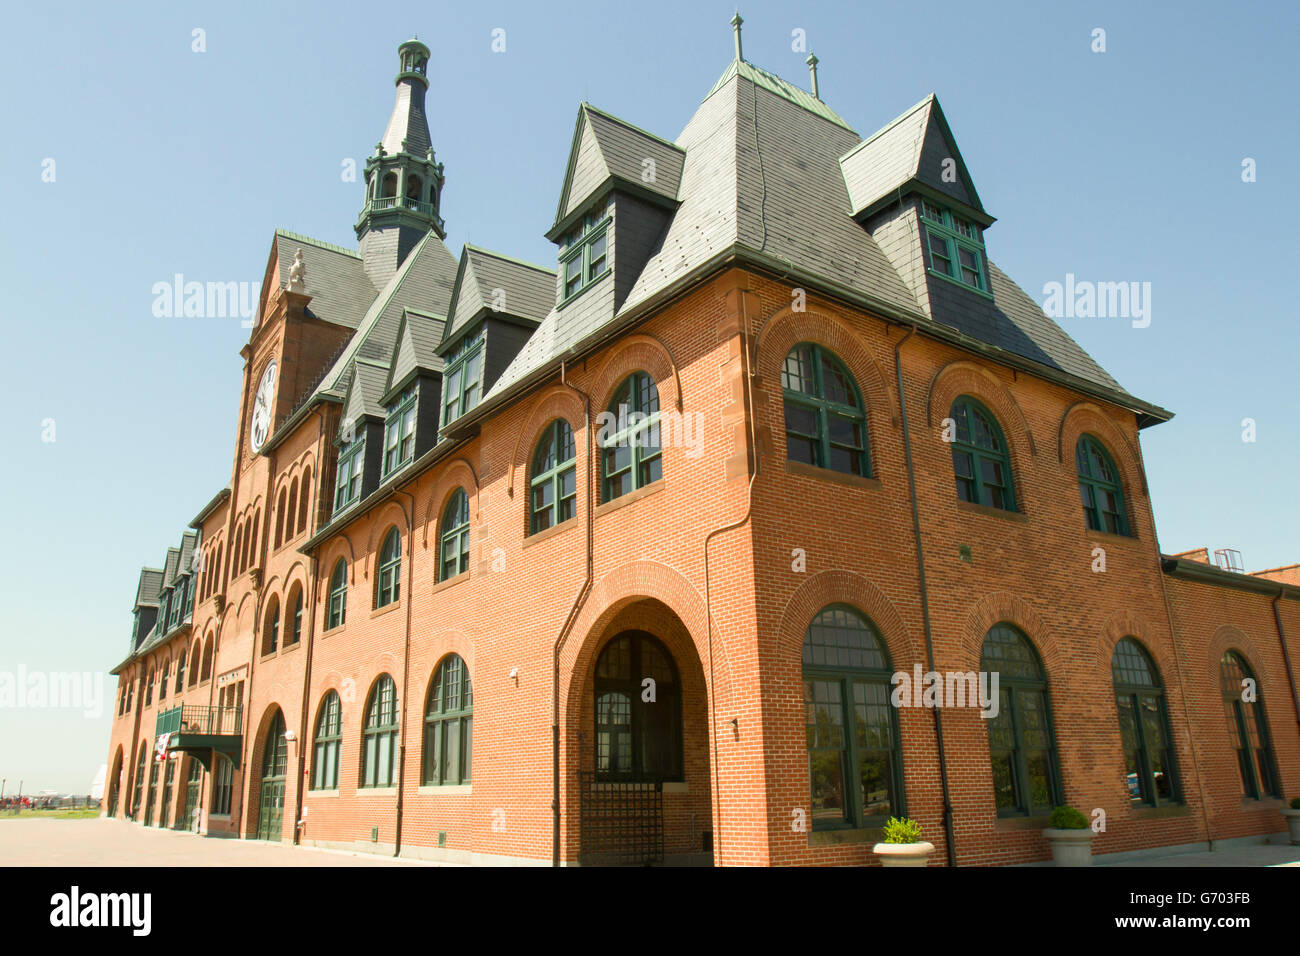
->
[103,32,1299,866]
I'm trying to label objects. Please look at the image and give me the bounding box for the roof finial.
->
[806,52,820,100]
[730,12,744,62]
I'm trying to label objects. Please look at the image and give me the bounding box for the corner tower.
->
[356,38,446,289]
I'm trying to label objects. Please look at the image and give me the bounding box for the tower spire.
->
[806,52,820,100]
[731,12,744,62]
[356,39,446,289]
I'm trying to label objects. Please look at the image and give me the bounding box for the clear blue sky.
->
[1,0,1296,791]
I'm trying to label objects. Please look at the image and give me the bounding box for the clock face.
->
[250,360,278,453]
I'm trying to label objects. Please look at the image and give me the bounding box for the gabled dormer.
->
[331,360,389,517]
[545,104,683,318]
[378,308,447,478]
[436,246,553,430]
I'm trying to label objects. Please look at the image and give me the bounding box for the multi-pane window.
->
[921,200,987,292]
[600,372,661,503]
[326,558,347,629]
[782,344,870,476]
[1220,651,1280,800]
[312,691,342,790]
[131,745,147,819]
[595,632,682,781]
[382,386,417,477]
[158,661,168,701]
[288,587,303,646]
[530,420,578,534]
[375,528,401,607]
[439,490,470,582]
[950,396,1016,511]
[1077,434,1130,535]
[423,655,473,786]
[144,669,154,707]
[361,675,399,788]
[1112,638,1180,806]
[442,334,484,427]
[802,605,902,829]
[980,624,1061,817]
[174,653,185,693]
[559,205,611,302]
[211,756,234,816]
[333,435,365,513]
[170,587,182,629]
[262,597,279,656]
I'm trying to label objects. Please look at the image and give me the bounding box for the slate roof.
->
[273,230,376,330]
[341,359,392,427]
[134,569,163,609]
[443,245,555,347]
[386,308,448,396]
[381,78,431,157]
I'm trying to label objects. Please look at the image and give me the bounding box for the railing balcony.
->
[366,196,435,216]
[156,704,242,738]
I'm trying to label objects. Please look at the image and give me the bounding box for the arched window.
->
[200,638,213,682]
[980,624,1060,816]
[214,544,223,592]
[232,524,244,575]
[361,675,399,788]
[530,419,577,534]
[423,655,473,786]
[594,632,681,781]
[275,488,287,547]
[158,660,168,701]
[600,372,661,502]
[286,480,298,543]
[175,650,186,692]
[1077,435,1130,535]
[439,490,470,582]
[1112,638,1180,806]
[131,743,148,819]
[298,467,312,535]
[262,596,280,656]
[247,511,259,568]
[375,528,401,608]
[405,174,423,202]
[326,558,347,629]
[1220,651,1280,799]
[381,172,397,198]
[781,344,870,476]
[311,691,342,791]
[144,668,154,707]
[287,584,303,647]
[256,712,287,840]
[802,605,901,828]
[950,396,1016,511]
[187,642,200,687]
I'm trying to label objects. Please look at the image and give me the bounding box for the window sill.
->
[522,517,577,549]
[1132,803,1189,821]
[431,570,470,596]
[783,458,881,490]
[1241,796,1284,811]
[1085,527,1140,546]
[557,267,611,311]
[595,479,664,518]
[357,787,398,797]
[956,499,1028,523]
[307,789,340,799]
[994,814,1052,832]
[927,266,995,301]
[370,600,402,621]
[417,784,472,796]
[322,623,346,638]
[809,826,883,846]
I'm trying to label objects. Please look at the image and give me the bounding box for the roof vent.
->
[1213,548,1245,573]
[806,53,820,100]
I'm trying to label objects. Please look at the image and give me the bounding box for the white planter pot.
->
[872,841,935,867]
[1282,809,1300,846]
[1043,828,1093,866]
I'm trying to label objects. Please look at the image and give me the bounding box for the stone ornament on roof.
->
[288,249,306,291]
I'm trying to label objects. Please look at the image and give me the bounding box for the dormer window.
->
[442,333,484,427]
[383,385,418,477]
[921,201,987,293]
[333,434,365,514]
[559,204,611,304]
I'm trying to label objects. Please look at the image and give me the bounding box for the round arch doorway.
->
[257,711,288,842]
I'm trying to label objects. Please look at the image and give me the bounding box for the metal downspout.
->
[393,488,416,857]
[1271,589,1300,731]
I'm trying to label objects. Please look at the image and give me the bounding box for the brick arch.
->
[417,633,478,711]
[508,385,587,498]
[925,360,1037,458]
[360,664,403,714]
[958,591,1061,677]
[588,334,681,415]
[362,501,411,579]
[243,702,288,833]
[320,534,356,585]
[1058,401,1147,496]
[1207,624,1275,696]
[755,304,899,428]
[420,458,479,549]
[1094,609,1178,685]
[775,569,921,670]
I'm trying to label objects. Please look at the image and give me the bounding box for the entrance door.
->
[257,711,288,842]
[143,757,158,826]
[181,759,202,831]
[107,752,122,816]
[159,758,176,828]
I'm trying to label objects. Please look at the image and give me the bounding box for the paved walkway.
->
[1096,841,1300,867]
[0,816,436,866]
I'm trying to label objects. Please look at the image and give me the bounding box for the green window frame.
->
[529,419,577,534]
[382,385,418,477]
[781,343,870,477]
[375,527,401,608]
[559,206,611,304]
[600,372,661,503]
[981,624,1062,817]
[131,744,147,819]
[950,395,1016,511]
[594,631,683,782]
[288,587,303,646]
[422,655,473,786]
[439,489,470,581]
[174,653,185,693]
[311,691,342,791]
[802,605,902,830]
[361,675,399,788]
[262,596,279,655]
[212,755,234,816]
[921,200,988,293]
[1112,638,1181,807]
[333,435,365,514]
[1077,434,1130,535]
[441,333,484,427]
[326,558,347,629]
[158,661,167,701]
[1220,651,1281,800]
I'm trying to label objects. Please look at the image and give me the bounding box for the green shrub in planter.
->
[1290,797,1300,810]
[1048,805,1089,830]
[882,816,923,844]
